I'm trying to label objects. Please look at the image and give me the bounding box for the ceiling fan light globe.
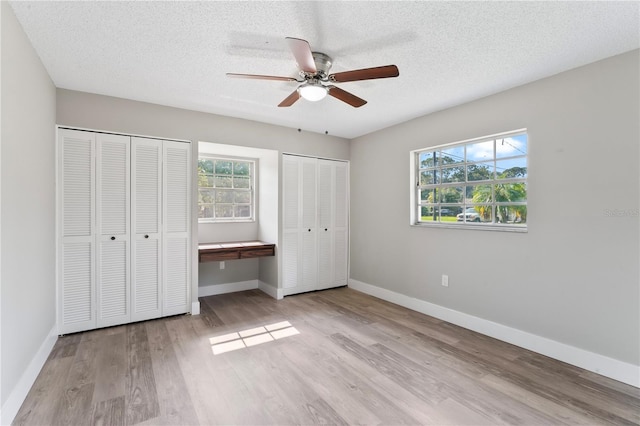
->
[298,83,328,102]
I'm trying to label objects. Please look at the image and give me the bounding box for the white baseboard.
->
[1,325,58,425]
[191,301,201,316]
[258,281,283,300]
[198,280,259,297]
[348,279,640,388]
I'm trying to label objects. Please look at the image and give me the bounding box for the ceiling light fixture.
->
[298,81,328,102]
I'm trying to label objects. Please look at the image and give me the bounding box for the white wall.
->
[197,142,279,291]
[1,1,57,421]
[350,50,639,372]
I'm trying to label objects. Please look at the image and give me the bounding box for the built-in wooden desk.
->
[198,241,275,263]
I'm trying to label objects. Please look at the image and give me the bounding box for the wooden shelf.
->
[198,241,275,263]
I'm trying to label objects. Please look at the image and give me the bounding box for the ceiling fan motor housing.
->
[310,52,332,79]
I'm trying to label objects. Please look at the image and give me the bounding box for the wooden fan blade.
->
[278,90,301,107]
[329,65,399,83]
[327,86,367,108]
[226,73,297,82]
[286,37,317,73]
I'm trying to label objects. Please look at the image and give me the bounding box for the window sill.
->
[411,222,528,233]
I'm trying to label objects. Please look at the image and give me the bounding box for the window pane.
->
[415,132,527,230]
[476,206,493,223]
[496,157,527,179]
[215,175,232,188]
[441,165,465,183]
[441,186,463,203]
[234,190,251,204]
[467,162,494,181]
[470,184,493,203]
[234,176,250,188]
[199,204,214,219]
[420,170,439,185]
[420,188,438,202]
[234,162,250,176]
[440,146,464,164]
[496,205,527,224]
[437,207,458,218]
[198,159,214,174]
[421,206,438,222]
[494,182,527,202]
[199,175,214,188]
[496,135,527,158]
[214,160,233,174]
[199,188,214,204]
[215,205,233,218]
[234,205,251,218]
[466,140,493,162]
[456,206,483,223]
[199,156,255,223]
[215,189,234,203]
[419,151,439,169]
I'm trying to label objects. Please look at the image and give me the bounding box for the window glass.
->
[414,131,527,229]
[198,157,255,222]
[466,140,493,162]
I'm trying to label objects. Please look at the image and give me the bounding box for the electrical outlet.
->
[442,274,449,287]
[220,261,225,270]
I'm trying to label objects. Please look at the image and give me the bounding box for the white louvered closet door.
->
[58,129,96,334]
[282,155,300,290]
[131,137,162,321]
[163,141,191,316]
[96,133,131,328]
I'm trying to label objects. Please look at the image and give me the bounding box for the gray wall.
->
[1,0,57,409]
[350,50,639,365]
[56,89,350,159]
[56,89,350,295]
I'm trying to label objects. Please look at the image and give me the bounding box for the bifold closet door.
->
[282,155,319,295]
[163,141,191,316]
[132,138,191,319]
[58,129,96,334]
[96,133,131,328]
[300,157,318,290]
[282,154,349,296]
[282,155,300,291]
[332,161,349,286]
[317,159,348,289]
[59,129,192,333]
[131,137,162,321]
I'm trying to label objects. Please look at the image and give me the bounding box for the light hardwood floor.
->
[14,288,640,425]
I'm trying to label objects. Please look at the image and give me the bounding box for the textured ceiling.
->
[9,1,640,139]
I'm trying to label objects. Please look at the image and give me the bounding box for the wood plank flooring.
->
[14,288,640,425]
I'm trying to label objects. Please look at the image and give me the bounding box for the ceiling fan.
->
[227,37,399,108]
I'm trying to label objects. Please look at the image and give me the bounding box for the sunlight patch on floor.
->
[210,321,299,355]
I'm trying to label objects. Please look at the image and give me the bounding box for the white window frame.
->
[410,129,528,232]
[198,155,256,223]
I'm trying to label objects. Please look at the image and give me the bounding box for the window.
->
[413,130,527,230]
[198,156,255,222]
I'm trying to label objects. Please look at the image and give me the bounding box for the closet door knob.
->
[325,228,328,231]
[110,236,115,240]
[144,235,149,239]
[308,229,311,232]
